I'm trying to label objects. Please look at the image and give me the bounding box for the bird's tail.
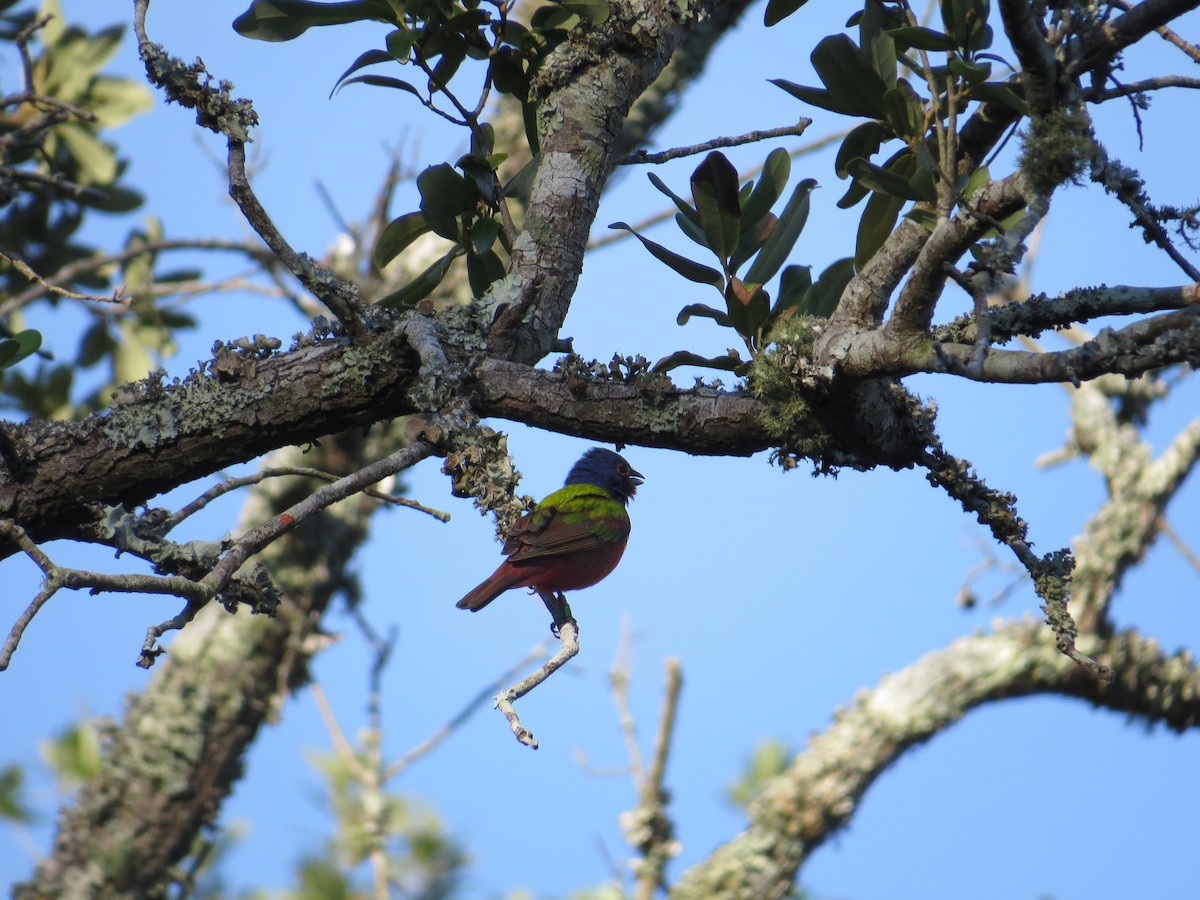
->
[455,565,524,612]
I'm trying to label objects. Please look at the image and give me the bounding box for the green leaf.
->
[417,162,476,238]
[764,0,809,26]
[55,123,117,185]
[744,178,817,285]
[675,211,710,248]
[770,80,852,117]
[676,303,732,328]
[233,0,394,42]
[800,258,856,318]
[562,0,610,24]
[608,222,724,288]
[886,25,960,52]
[859,0,898,90]
[882,79,925,140]
[962,164,991,203]
[691,152,742,265]
[376,247,461,309]
[86,76,154,128]
[652,350,743,374]
[0,765,32,823]
[466,247,504,297]
[810,34,889,118]
[648,173,699,224]
[948,57,991,84]
[335,73,422,100]
[374,211,431,269]
[0,330,41,369]
[739,147,791,230]
[773,264,813,316]
[904,207,940,230]
[846,153,932,201]
[835,121,888,179]
[503,154,539,198]
[331,48,393,95]
[469,217,501,256]
[725,277,771,340]
[80,184,144,213]
[856,182,906,269]
[970,81,1028,117]
[386,28,416,62]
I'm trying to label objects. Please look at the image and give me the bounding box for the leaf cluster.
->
[614,149,852,374]
[770,0,1026,267]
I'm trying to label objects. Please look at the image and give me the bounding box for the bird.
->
[456,447,643,621]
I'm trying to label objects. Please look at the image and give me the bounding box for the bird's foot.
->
[538,590,574,637]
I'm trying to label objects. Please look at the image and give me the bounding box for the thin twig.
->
[494,619,580,749]
[384,639,550,779]
[617,120,813,165]
[162,465,449,533]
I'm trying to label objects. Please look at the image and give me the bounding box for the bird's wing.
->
[503,484,630,561]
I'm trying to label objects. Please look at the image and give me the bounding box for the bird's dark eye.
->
[617,463,629,475]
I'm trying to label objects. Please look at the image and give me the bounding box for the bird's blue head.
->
[565,447,644,504]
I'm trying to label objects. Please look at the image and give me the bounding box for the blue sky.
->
[3,2,1200,898]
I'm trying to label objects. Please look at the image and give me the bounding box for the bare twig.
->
[494,619,580,749]
[162,465,449,533]
[629,656,682,900]
[384,639,550,779]
[617,120,813,165]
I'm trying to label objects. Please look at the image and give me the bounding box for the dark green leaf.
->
[79,184,144,213]
[859,0,897,90]
[846,153,928,200]
[652,350,743,374]
[800,258,855,318]
[233,0,393,42]
[608,222,724,288]
[730,212,777,274]
[764,0,809,27]
[835,121,888,179]
[739,147,791,230]
[771,80,856,118]
[676,303,732,327]
[970,81,1028,117]
[374,211,431,269]
[810,34,889,118]
[562,0,610,23]
[648,172,700,224]
[466,248,502,297]
[469,216,501,256]
[676,211,710,248]
[744,178,817,285]
[882,79,925,140]
[725,278,771,340]
[457,155,498,204]
[886,25,959,52]
[417,163,475,219]
[330,48,392,96]
[904,207,940,230]
[335,73,422,99]
[948,57,991,84]
[773,264,813,315]
[376,248,461,309]
[856,183,906,269]
[691,152,742,264]
[503,154,539,198]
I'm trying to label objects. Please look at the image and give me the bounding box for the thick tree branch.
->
[671,622,1200,899]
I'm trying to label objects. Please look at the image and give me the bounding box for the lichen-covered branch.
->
[670,622,1200,900]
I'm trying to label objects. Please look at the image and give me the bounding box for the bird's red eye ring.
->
[617,462,629,474]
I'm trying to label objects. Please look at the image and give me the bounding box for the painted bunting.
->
[456,447,644,615]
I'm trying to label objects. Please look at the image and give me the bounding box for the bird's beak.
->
[629,468,645,487]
